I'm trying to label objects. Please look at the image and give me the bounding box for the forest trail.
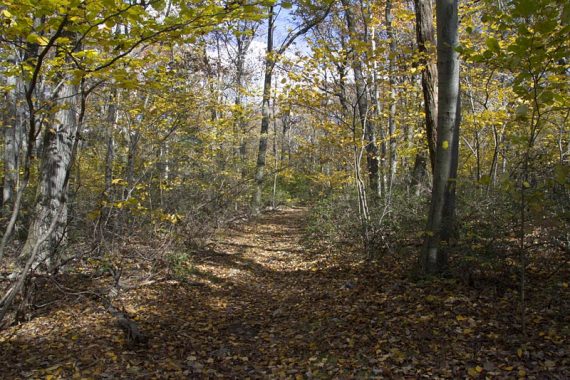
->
[1,207,568,378]
[0,207,365,378]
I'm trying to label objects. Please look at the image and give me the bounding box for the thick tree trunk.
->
[422,0,460,275]
[414,0,438,173]
[441,92,461,242]
[20,79,79,271]
[341,0,380,198]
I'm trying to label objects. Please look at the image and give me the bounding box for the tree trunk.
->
[341,0,380,198]
[2,59,26,210]
[252,4,330,210]
[253,6,274,212]
[370,26,386,197]
[386,0,398,189]
[2,77,18,208]
[422,0,460,275]
[235,30,250,179]
[96,89,118,240]
[441,92,461,242]
[105,90,117,196]
[414,0,438,173]
[19,79,79,271]
[410,151,428,195]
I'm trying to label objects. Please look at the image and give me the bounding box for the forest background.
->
[0,0,568,377]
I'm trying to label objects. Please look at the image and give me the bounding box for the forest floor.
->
[0,207,568,379]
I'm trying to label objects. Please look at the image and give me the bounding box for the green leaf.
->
[514,0,538,18]
[485,37,500,53]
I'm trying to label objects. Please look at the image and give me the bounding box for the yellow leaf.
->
[37,36,50,46]
[517,348,523,357]
[2,9,13,18]
[518,368,527,377]
[442,140,449,149]
[45,364,61,373]
[456,315,467,321]
[467,367,479,377]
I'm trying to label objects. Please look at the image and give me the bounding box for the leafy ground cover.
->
[0,207,568,379]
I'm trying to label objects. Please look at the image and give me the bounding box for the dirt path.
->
[156,206,358,377]
[0,207,359,379]
[1,207,568,378]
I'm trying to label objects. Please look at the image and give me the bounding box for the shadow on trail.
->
[1,207,567,378]
[0,208,361,378]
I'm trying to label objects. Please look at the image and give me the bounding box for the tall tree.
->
[2,61,21,209]
[253,5,275,211]
[422,0,460,274]
[224,20,258,176]
[19,39,81,270]
[340,0,380,198]
[385,0,398,190]
[253,2,332,211]
[414,0,438,173]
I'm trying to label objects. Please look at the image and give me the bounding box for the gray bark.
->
[20,79,79,271]
[370,27,387,197]
[2,59,26,209]
[386,0,398,189]
[441,92,461,242]
[3,77,18,208]
[341,0,380,198]
[422,0,460,274]
[410,151,428,195]
[105,90,117,195]
[233,23,255,178]
[253,6,274,211]
[414,0,438,173]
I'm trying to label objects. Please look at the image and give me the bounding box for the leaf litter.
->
[0,207,568,378]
